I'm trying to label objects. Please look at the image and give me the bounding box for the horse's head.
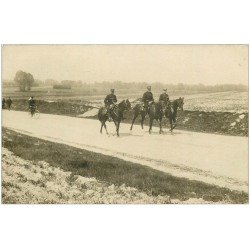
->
[124,99,131,110]
[177,97,184,111]
[119,99,131,110]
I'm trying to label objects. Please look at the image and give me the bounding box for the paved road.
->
[2,110,248,192]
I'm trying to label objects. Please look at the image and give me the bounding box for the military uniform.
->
[159,92,169,104]
[142,91,154,103]
[104,93,117,121]
[142,91,154,113]
[104,94,117,106]
[159,92,170,113]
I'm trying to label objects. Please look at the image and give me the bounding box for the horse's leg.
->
[141,114,145,129]
[103,122,109,135]
[172,123,177,130]
[130,113,137,131]
[116,121,120,136]
[113,119,118,135]
[159,117,163,134]
[100,122,103,134]
[171,115,177,130]
[149,117,153,134]
[169,117,173,132]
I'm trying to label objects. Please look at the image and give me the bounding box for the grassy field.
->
[2,128,248,204]
[2,148,172,204]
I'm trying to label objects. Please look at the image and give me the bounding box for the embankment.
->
[8,99,248,136]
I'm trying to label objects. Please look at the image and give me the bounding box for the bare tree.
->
[26,73,34,91]
[14,70,34,91]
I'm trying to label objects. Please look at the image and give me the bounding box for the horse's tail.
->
[97,107,103,121]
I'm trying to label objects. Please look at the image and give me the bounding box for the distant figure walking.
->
[104,89,117,121]
[6,97,13,110]
[2,98,6,109]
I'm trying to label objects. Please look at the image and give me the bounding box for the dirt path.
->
[2,110,248,192]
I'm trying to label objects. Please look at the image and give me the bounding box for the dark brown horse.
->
[130,97,184,133]
[98,99,131,136]
[130,101,169,134]
[130,102,147,131]
[165,97,184,132]
[148,101,170,134]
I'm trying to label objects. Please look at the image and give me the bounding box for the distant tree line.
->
[90,81,247,93]
[3,72,248,93]
[45,79,82,89]
[53,84,71,90]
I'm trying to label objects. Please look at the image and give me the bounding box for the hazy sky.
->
[2,45,248,85]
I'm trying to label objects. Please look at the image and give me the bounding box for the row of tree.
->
[7,71,248,93]
[89,81,248,93]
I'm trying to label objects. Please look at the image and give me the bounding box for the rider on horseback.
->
[142,86,154,114]
[159,88,170,113]
[104,89,117,121]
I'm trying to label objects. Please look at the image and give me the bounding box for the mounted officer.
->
[104,89,117,121]
[159,88,169,104]
[158,88,170,113]
[142,86,154,113]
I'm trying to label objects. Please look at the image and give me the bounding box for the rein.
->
[112,100,128,119]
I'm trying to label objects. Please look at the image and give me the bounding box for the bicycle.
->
[28,106,40,119]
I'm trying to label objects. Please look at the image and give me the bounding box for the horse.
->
[130,102,147,131]
[165,97,184,132]
[130,101,169,134]
[98,99,131,136]
[130,97,184,133]
[148,101,171,134]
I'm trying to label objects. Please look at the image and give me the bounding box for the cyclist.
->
[28,96,36,116]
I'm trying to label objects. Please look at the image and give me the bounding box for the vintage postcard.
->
[1,45,248,204]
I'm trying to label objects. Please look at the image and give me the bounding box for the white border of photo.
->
[0,0,249,250]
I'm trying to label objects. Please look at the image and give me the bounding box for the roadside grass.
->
[2,128,248,203]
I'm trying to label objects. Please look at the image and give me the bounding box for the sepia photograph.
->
[1,1,250,250]
[1,44,248,204]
